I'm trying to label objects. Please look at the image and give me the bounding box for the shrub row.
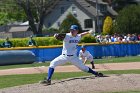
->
[0,37,62,47]
[0,35,96,47]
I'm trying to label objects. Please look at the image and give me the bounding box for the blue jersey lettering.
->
[69,40,79,43]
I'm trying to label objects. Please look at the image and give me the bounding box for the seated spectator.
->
[122,36,128,42]
[118,36,123,42]
[104,35,111,43]
[111,35,115,42]
[95,35,100,43]
[138,34,140,40]
[2,37,13,48]
[126,34,131,42]
[133,33,138,42]
[95,35,103,43]
[114,35,119,42]
[27,35,37,47]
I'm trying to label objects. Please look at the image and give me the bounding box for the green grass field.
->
[0,56,140,70]
[0,69,140,89]
[0,56,140,91]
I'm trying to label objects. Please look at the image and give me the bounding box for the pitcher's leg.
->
[41,67,54,85]
[48,55,68,79]
[47,67,54,80]
[41,55,67,85]
[71,57,103,76]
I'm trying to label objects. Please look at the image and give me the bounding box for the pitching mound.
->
[0,74,140,93]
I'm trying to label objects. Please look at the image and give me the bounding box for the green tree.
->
[103,16,113,35]
[16,0,58,36]
[113,5,140,34]
[0,13,8,25]
[59,13,82,33]
[0,0,26,25]
[112,0,128,12]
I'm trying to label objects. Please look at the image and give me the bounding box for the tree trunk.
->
[37,9,46,36]
[17,0,38,35]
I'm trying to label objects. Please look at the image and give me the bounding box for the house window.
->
[84,19,93,28]
[100,4,107,12]
[61,7,65,14]
[72,7,77,17]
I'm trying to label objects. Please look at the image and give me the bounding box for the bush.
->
[80,34,96,43]
[0,35,96,47]
[0,37,63,47]
[30,37,62,46]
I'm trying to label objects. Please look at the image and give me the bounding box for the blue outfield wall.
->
[28,43,140,62]
[29,47,62,62]
[0,43,140,62]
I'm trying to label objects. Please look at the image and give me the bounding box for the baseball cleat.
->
[95,72,104,77]
[40,79,51,85]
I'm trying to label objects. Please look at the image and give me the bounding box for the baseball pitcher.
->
[40,25,103,85]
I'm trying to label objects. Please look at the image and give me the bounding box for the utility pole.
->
[96,0,100,33]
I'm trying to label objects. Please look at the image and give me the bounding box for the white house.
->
[43,0,118,33]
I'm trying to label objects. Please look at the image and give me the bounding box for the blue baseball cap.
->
[70,25,79,31]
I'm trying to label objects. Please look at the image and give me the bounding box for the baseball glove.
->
[54,33,66,41]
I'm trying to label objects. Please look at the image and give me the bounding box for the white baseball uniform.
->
[79,50,93,62]
[49,33,89,72]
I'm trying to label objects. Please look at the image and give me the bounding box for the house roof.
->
[20,21,29,25]
[90,0,108,4]
[75,0,103,17]
[9,26,29,32]
[75,0,117,17]
[44,0,117,17]
[107,6,118,16]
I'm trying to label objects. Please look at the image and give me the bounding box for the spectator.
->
[126,34,131,42]
[118,35,123,42]
[133,33,138,41]
[111,35,115,42]
[95,35,101,43]
[27,35,37,47]
[104,35,111,43]
[114,35,118,42]
[138,34,140,40]
[95,35,103,43]
[2,37,13,48]
[122,36,127,42]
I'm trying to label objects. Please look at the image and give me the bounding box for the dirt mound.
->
[0,74,140,93]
